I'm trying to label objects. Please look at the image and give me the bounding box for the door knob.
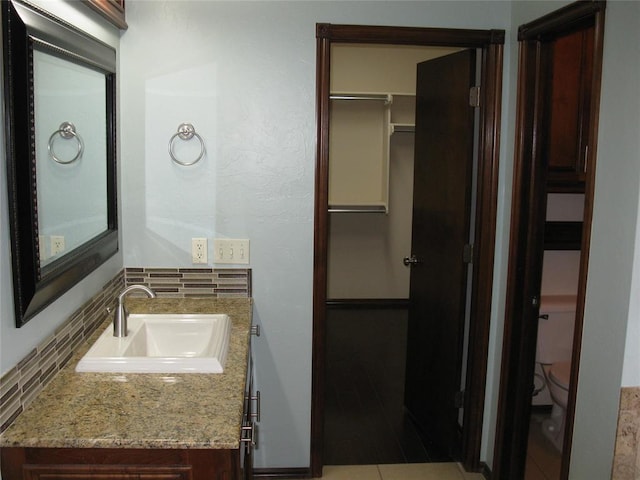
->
[403,255,421,266]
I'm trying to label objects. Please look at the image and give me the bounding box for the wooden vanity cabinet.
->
[544,21,595,192]
[1,447,241,480]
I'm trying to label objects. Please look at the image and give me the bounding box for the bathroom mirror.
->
[3,0,118,326]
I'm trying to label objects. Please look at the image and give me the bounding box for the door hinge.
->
[454,390,465,409]
[463,244,474,264]
[469,86,481,107]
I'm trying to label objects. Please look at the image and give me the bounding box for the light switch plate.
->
[214,238,250,264]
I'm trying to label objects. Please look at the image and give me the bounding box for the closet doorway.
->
[312,24,504,477]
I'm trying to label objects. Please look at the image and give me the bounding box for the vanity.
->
[0,298,255,480]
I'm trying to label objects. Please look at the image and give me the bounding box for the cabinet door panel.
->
[548,31,584,171]
[23,465,190,480]
[546,23,595,191]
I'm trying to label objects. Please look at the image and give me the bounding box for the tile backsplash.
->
[0,267,251,435]
[124,267,251,296]
[0,272,123,434]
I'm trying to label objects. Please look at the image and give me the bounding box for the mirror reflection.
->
[2,0,118,326]
[34,51,108,266]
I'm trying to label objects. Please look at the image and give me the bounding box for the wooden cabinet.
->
[1,448,239,480]
[241,350,259,480]
[544,22,595,192]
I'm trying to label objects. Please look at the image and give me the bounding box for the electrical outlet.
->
[213,238,250,264]
[192,238,208,264]
[50,235,65,256]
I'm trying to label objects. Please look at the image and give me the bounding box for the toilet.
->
[535,295,576,451]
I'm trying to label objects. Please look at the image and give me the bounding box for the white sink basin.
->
[76,313,231,373]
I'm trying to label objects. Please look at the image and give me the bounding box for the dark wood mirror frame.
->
[2,0,118,327]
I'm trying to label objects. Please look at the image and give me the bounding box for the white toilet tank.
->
[536,295,577,365]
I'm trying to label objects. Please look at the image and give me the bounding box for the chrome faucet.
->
[113,285,156,337]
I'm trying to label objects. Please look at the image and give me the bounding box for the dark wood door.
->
[404,49,476,460]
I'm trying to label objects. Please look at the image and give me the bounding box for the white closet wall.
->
[327,44,461,299]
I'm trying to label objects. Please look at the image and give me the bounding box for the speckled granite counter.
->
[0,297,252,450]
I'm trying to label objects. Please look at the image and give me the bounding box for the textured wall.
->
[118,0,512,469]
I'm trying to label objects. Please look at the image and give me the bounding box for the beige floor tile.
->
[456,463,487,480]
[290,463,486,480]
[316,465,382,480]
[378,463,464,480]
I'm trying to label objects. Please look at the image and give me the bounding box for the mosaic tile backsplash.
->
[124,267,251,297]
[0,267,251,435]
[0,272,123,434]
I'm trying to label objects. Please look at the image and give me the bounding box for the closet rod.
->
[330,93,391,104]
[328,205,387,214]
[390,124,415,134]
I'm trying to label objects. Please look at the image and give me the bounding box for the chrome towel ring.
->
[48,122,83,164]
[168,123,205,166]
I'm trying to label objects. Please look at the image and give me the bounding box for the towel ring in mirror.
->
[48,122,84,164]
[168,123,205,166]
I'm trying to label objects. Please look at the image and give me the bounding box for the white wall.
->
[119,0,512,469]
[571,1,640,477]
[611,4,640,391]
[0,1,122,376]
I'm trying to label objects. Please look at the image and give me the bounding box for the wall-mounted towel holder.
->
[168,122,205,166]
[48,122,83,164]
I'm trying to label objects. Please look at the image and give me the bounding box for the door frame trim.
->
[311,23,504,477]
[492,2,606,478]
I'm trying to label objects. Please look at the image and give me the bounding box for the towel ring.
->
[48,122,83,165]
[168,123,205,166]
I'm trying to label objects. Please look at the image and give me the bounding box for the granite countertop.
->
[0,297,252,450]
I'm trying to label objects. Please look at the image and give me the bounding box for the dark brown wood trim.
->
[311,30,331,479]
[326,299,410,309]
[254,467,312,479]
[462,40,503,472]
[480,462,493,479]
[493,35,550,480]
[494,2,605,479]
[317,23,505,47]
[312,23,504,477]
[560,5,605,479]
[518,0,604,40]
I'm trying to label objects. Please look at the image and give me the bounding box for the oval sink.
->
[76,314,231,373]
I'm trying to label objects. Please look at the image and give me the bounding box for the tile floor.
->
[322,307,562,480]
[325,308,435,464]
[301,463,485,480]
